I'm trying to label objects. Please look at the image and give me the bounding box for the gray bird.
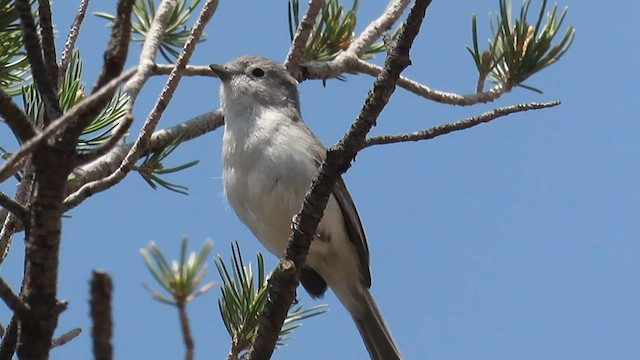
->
[210,55,402,360]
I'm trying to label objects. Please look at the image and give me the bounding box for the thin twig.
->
[155,58,509,106]
[0,277,28,318]
[92,0,135,92]
[64,110,223,210]
[58,0,90,86]
[70,0,134,137]
[348,0,411,57]
[151,59,504,109]
[15,0,62,122]
[284,0,324,78]
[247,1,433,358]
[177,300,194,360]
[90,271,113,360]
[75,113,134,166]
[292,0,411,82]
[51,328,82,348]
[0,317,18,359]
[153,64,214,76]
[123,0,180,107]
[365,101,560,147]
[353,58,510,105]
[0,160,34,264]
[0,88,37,143]
[145,109,223,153]
[1,110,221,228]
[0,68,136,182]
[63,0,217,210]
[0,192,27,222]
[0,158,26,184]
[37,0,59,90]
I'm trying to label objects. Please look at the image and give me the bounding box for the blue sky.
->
[1,1,638,359]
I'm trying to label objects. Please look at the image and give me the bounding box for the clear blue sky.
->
[1,1,638,359]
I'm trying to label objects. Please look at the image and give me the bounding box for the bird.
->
[210,55,402,360]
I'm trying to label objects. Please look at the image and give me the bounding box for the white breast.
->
[222,108,319,255]
[221,107,366,311]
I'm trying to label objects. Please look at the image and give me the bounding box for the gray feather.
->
[333,177,372,287]
[354,289,403,360]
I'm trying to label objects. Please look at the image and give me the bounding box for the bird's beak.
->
[209,64,232,82]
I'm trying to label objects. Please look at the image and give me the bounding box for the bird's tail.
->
[352,289,403,360]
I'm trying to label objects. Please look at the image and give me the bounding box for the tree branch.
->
[64,110,223,210]
[353,58,510,105]
[70,0,134,136]
[75,114,134,166]
[92,0,134,92]
[16,0,62,123]
[365,101,560,147]
[152,59,510,106]
[58,0,90,86]
[153,59,510,106]
[62,0,217,210]
[0,277,28,318]
[0,88,37,143]
[177,300,194,360]
[0,161,34,264]
[247,1,433,358]
[153,64,214,77]
[284,0,324,79]
[0,192,27,222]
[348,0,411,57]
[90,271,113,360]
[51,328,82,348]
[0,317,18,359]
[123,0,180,107]
[292,0,411,82]
[0,68,136,183]
[36,0,58,89]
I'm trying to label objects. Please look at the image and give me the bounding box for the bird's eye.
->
[251,68,265,77]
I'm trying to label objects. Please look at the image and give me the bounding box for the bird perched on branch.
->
[211,55,402,360]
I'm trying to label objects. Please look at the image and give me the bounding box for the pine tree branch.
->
[51,328,82,348]
[92,0,135,92]
[75,113,134,166]
[0,161,35,265]
[123,0,180,108]
[152,62,510,106]
[58,0,90,86]
[71,0,134,134]
[153,64,214,76]
[11,2,135,346]
[16,0,62,123]
[284,0,324,79]
[0,316,18,359]
[177,300,194,360]
[365,101,560,147]
[90,271,113,360]
[63,109,223,210]
[0,192,27,222]
[62,0,217,210]
[36,0,58,90]
[0,68,136,183]
[353,58,511,105]
[0,88,37,143]
[349,0,411,57]
[0,277,28,318]
[292,0,411,82]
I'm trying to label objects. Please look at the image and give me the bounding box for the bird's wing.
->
[333,176,372,287]
[299,121,372,287]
